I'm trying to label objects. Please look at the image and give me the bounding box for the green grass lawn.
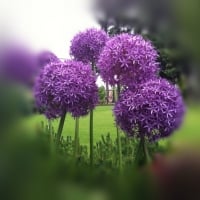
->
[25,106,116,145]
[169,104,200,147]
[25,105,200,146]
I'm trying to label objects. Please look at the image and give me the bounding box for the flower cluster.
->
[36,50,59,68]
[114,79,185,141]
[98,34,159,87]
[0,46,37,86]
[70,28,108,64]
[34,60,98,119]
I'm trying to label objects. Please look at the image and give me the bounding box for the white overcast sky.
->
[0,0,106,86]
[0,0,99,58]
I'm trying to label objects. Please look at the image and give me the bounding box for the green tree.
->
[98,86,106,104]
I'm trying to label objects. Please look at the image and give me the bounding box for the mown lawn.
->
[169,104,200,147]
[25,105,200,146]
[25,106,116,144]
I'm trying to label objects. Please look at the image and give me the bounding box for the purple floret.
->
[70,28,108,64]
[114,79,185,141]
[98,34,159,88]
[34,60,98,119]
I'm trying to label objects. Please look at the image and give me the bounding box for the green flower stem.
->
[89,109,94,166]
[74,117,79,157]
[143,138,151,164]
[116,126,122,171]
[117,84,122,170]
[56,112,66,144]
[135,136,151,166]
[89,61,95,167]
[134,138,143,165]
[117,84,120,101]
[48,119,52,134]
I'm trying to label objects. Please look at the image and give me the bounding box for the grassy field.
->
[25,105,200,146]
[169,104,200,147]
[25,106,116,144]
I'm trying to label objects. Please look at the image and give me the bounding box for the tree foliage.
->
[98,86,106,103]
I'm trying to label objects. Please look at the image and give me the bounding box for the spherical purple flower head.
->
[34,60,98,119]
[36,50,59,69]
[98,34,159,87]
[70,28,108,64]
[0,46,37,87]
[114,79,185,141]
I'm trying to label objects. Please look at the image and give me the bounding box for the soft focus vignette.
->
[0,0,200,200]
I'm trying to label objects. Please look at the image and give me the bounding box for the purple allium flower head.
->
[70,28,108,64]
[36,50,60,69]
[34,60,98,119]
[0,45,37,87]
[114,79,185,141]
[98,34,159,87]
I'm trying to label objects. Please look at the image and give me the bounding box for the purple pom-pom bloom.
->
[98,34,159,87]
[36,50,59,69]
[114,79,185,141]
[34,60,98,119]
[70,28,108,64]
[0,46,37,86]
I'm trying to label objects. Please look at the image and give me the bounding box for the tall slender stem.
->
[89,61,95,167]
[56,112,66,144]
[89,110,94,166]
[135,137,144,166]
[143,138,151,164]
[117,84,120,101]
[48,119,52,134]
[134,137,143,165]
[116,125,122,170]
[135,135,151,166]
[112,86,116,103]
[74,117,79,157]
[116,84,122,170]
